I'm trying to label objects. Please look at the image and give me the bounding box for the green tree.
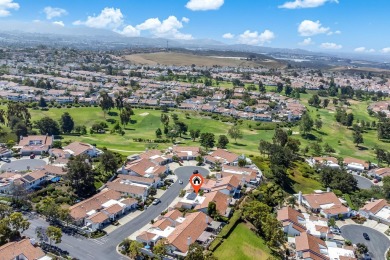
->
[217,135,229,149]
[0,109,6,125]
[40,197,60,222]
[160,113,169,126]
[99,149,121,179]
[7,212,30,234]
[199,132,215,151]
[35,116,60,135]
[38,97,47,107]
[228,125,243,144]
[60,112,74,134]
[262,214,285,249]
[153,238,168,258]
[46,226,62,245]
[156,128,162,138]
[242,201,271,232]
[99,92,114,118]
[299,113,313,136]
[207,201,217,218]
[287,196,296,208]
[190,129,200,141]
[328,218,336,227]
[315,119,323,130]
[273,128,288,147]
[353,129,364,147]
[185,243,205,260]
[66,154,96,198]
[128,240,143,259]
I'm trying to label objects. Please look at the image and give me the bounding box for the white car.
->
[179,180,183,184]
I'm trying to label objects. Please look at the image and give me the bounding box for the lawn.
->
[26,106,274,156]
[288,91,390,162]
[214,223,273,260]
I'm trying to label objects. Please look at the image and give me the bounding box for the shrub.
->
[218,210,241,238]
[208,237,224,252]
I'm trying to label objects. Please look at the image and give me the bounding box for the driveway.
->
[1,159,46,171]
[23,165,210,260]
[341,225,390,259]
[353,175,373,189]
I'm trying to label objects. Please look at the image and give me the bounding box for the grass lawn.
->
[26,106,274,156]
[288,91,390,162]
[214,223,273,260]
[253,157,323,194]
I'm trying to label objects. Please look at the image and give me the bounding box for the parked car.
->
[1,157,10,163]
[152,199,161,205]
[30,154,36,159]
[363,232,370,240]
[179,180,183,184]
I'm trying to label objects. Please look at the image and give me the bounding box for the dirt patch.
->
[124,52,283,68]
[139,112,149,116]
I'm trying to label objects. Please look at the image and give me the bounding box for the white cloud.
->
[299,37,314,46]
[279,0,338,9]
[186,0,224,11]
[135,16,193,40]
[43,6,67,20]
[298,20,329,36]
[354,47,376,53]
[0,0,19,17]
[222,33,234,39]
[116,25,140,37]
[354,47,366,52]
[327,30,341,35]
[320,42,342,49]
[238,30,275,46]
[52,21,65,27]
[73,7,123,29]
[181,17,190,23]
[382,48,390,54]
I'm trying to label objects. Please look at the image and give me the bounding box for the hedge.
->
[208,237,224,252]
[218,210,242,238]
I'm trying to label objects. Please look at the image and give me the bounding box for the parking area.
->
[0,158,47,171]
[340,225,390,259]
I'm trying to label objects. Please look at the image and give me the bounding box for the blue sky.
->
[2,0,390,54]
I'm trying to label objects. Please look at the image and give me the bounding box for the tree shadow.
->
[130,120,137,124]
[108,111,118,116]
[315,130,328,136]
[124,128,135,131]
[232,143,247,147]
[302,133,317,141]
[357,146,369,151]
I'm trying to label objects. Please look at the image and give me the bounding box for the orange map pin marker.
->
[190,170,204,194]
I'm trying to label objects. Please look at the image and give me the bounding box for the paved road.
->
[1,159,46,171]
[341,225,390,259]
[24,166,209,260]
[353,175,373,189]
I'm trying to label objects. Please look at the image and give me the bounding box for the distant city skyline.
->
[1,0,390,54]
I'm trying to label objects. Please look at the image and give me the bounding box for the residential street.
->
[353,175,373,189]
[23,166,209,259]
[340,225,390,260]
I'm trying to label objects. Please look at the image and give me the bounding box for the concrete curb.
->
[116,244,131,260]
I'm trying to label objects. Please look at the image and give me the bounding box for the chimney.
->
[187,236,192,246]
[20,135,23,140]
[327,187,330,192]
[298,191,302,205]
